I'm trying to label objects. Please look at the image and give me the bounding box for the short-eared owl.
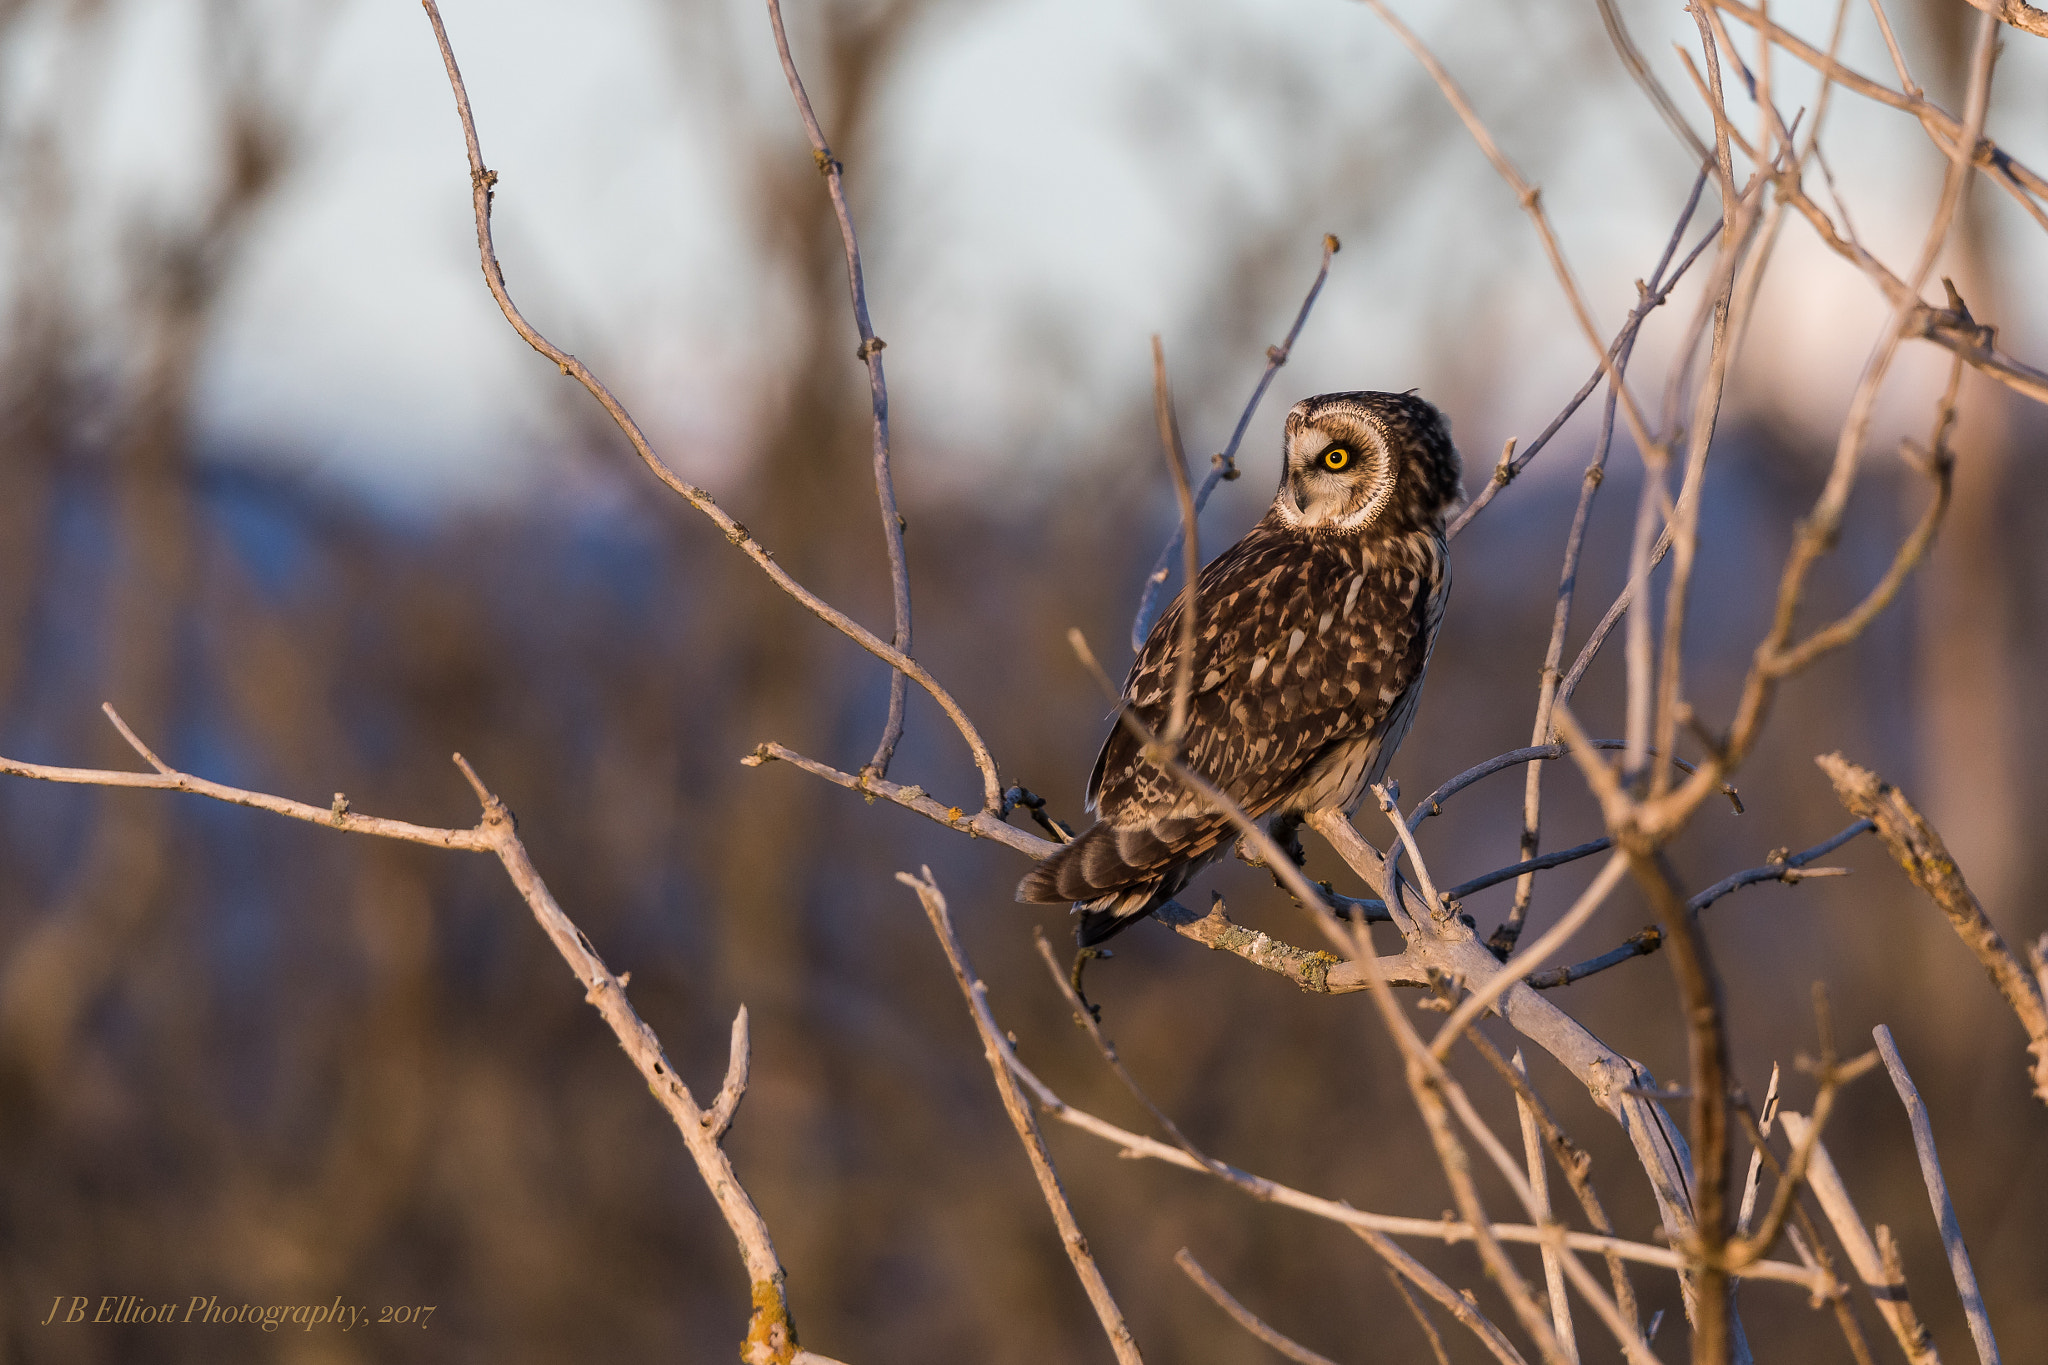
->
[1018,391,1461,945]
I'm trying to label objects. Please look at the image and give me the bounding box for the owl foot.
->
[1068,946,1110,1023]
[1234,813,1308,873]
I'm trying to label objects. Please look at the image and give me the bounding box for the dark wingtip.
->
[1075,895,1154,946]
[1074,908,1123,947]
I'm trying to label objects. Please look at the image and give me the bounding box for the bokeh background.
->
[0,0,2044,1361]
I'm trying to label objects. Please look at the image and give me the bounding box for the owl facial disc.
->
[1275,411,1395,532]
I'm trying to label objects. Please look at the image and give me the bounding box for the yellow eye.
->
[1321,446,1352,471]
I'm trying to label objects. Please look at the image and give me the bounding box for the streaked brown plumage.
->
[1018,391,1461,944]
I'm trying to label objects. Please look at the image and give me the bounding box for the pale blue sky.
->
[7,0,2041,506]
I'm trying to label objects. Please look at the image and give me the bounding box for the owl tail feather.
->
[1016,823,1201,946]
[1016,822,1180,904]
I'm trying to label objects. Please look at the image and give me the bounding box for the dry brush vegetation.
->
[1,1,2045,1363]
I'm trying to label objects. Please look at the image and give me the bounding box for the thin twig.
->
[1778,1112,1942,1365]
[1447,839,1612,903]
[1595,0,1713,160]
[1685,820,1872,913]
[1513,1052,1580,1365]
[1033,929,1223,1174]
[898,869,1144,1365]
[1528,929,1664,990]
[1872,1027,2001,1365]
[1175,1250,1341,1365]
[1406,741,1732,833]
[761,0,912,780]
[416,0,1002,811]
[1734,1064,1780,1239]
[1132,235,1338,649]
[998,1024,1822,1290]
[1384,1270,1456,1365]
[744,742,1048,858]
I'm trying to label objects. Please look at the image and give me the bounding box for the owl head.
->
[1272,391,1462,537]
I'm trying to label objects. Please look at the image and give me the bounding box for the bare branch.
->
[1777,1112,1942,1365]
[1734,1063,1780,1238]
[0,710,491,851]
[998,1029,1823,1291]
[1175,1250,1341,1365]
[1709,0,2048,210]
[744,742,1049,859]
[1430,856,1631,1059]
[1594,0,1713,160]
[1959,0,2048,37]
[704,1006,751,1143]
[1529,929,1664,990]
[1448,839,1613,903]
[1513,1052,1581,1365]
[1150,896,1422,993]
[1685,820,1872,914]
[760,0,912,781]
[1406,741,1733,833]
[1384,1270,1456,1365]
[1818,754,2048,1106]
[417,0,1003,811]
[898,870,1144,1365]
[1872,1027,2001,1365]
[1615,843,1736,1359]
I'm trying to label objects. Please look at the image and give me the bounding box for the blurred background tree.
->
[0,0,2042,1361]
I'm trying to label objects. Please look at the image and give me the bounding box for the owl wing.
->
[1085,524,1447,874]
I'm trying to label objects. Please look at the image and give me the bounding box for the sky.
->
[5,0,2043,508]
